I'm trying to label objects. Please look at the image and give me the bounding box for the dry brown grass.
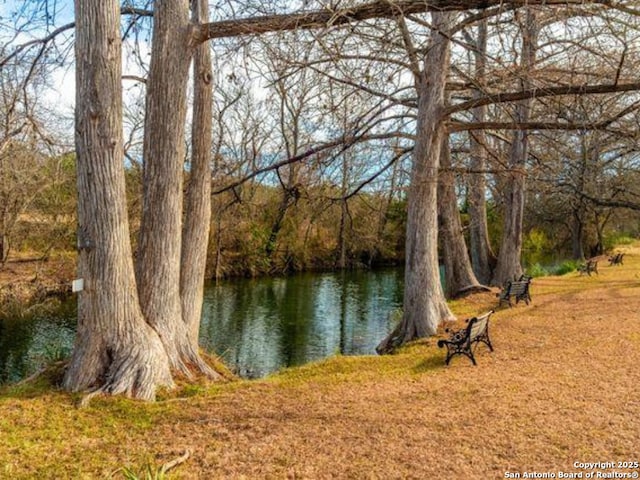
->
[1,246,640,479]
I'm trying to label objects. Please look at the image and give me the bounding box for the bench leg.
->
[468,351,477,366]
[477,337,493,352]
[443,349,477,366]
[445,353,452,366]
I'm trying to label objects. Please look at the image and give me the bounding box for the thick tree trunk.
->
[492,144,526,285]
[491,10,538,286]
[377,12,456,354]
[137,0,217,377]
[64,0,173,400]
[181,0,214,346]
[467,18,496,284]
[438,138,489,299]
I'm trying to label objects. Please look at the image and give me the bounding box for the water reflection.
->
[199,268,403,378]
[0,303,76,385]
[0,268,404,384]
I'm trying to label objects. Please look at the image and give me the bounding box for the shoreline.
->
[0,255,74,314]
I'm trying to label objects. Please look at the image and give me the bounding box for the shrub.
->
[552,260,579,276]
[522,229,550,267]
[526,263,549,278]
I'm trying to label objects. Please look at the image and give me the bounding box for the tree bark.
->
[491,9,538,286]
[136,0,216,377]
[438,137,489,299]
[181,0,214,346]
[63,0,173,400]
[466,18,496,284]
[377,12,456,354]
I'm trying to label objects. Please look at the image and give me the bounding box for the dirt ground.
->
[1,245,639,479]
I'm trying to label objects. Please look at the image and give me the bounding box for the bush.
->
[522,229,550,267]
[552,260,579,276]
[526,263,549,278]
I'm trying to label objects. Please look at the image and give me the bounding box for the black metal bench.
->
[578,259,598,276]
[608,253,624,265]
[497,276,532,307]
[437,310,494,365]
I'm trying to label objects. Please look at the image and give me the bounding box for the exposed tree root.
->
[452,284,492,299]
[160,449,191,475]
[78,389,103,408]
[377,303,457,355]
[376,322,408,355]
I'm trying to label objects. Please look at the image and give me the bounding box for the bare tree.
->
[63,0,173,400]
[465,18,496,284]
[181,0,215,345]
[377,12,457,354]
[491,9,538,286]
[438,136,490,298]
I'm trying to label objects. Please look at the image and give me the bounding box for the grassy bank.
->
[1,244,639,479]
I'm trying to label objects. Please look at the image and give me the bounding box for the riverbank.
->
[0,253,74,315]
[1,243,639,478]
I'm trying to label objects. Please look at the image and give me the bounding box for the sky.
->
[0,0,156,141]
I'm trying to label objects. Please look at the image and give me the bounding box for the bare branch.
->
[198,0,612,42]
[445,82,640,117]
[213,131,413,195]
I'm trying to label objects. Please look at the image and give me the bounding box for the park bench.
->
[437,310,495,366]
[578,259,598,276]
[497,275,532,307]
[608,253,624,266]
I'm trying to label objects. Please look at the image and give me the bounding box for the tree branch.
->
[213,132,412,195]
[1,7,154,69]
[445,82,640,116]
[198,0,611,42]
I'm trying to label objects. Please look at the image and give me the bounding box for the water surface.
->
[0,268,403,384]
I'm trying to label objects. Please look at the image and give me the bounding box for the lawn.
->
[1,245,639,479]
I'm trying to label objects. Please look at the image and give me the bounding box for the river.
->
[0,268,404,384]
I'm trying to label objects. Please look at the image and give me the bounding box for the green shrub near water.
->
[524,259,579,278]
[552,260,580,276]
[522,229,550,267]
[525,263,549,278]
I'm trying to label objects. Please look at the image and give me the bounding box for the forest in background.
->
[2,2,639,284]
[2,143,639,280]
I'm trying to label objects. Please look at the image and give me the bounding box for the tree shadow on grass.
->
[411,350,448,373]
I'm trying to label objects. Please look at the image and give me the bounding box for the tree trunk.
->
[0,232,8,265]
[570,210,586,260]
[491,9,538,286]
[438,137,489,299]
[467,18,496,284]
[181,0,214,346]
[337,155,350,269]
[265,190,296,260]
[377,12,456,354]
[64,0,173,400]
[136,0,216,377]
